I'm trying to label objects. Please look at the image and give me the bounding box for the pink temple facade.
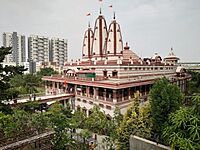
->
[42,12,190,117]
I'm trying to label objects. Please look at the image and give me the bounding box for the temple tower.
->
[106,13,123,60]
[92,10,108,60]
[82,23,94,60]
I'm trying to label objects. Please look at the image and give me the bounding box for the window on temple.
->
[112,71,118,77]
[99,103,104,108]
[103,70,107,77]
[106,105,111,110]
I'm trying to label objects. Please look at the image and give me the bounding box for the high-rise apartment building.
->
[2,32,26,65]
[50,38,68,67]
[28,35,68,68]
[28,35,50,63]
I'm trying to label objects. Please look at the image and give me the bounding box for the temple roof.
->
[122,43,140,60]
[164,48,180,60]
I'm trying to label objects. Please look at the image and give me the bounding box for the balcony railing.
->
[47,75,106,82]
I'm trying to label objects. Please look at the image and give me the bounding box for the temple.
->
[42,11,190,117]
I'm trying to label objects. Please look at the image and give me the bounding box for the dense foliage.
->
[163,95,200,149]
[0,47,26,103]
[117,92,152,150]
[187,71,200,95]
[149,77,183,142]
[37,67,58,77]
[9,67,58,96]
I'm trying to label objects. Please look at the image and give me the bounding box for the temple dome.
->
[123,50,140,60]
[151,52,162,61]
[122,43,140,60]
[164,48,179,60]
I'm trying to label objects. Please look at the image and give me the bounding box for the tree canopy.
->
[0,47,26,113]
[187,71,200,95]
[117,92,152,150]
[149,77,183,142]
[163,95,200,149]
[37,67,58,77]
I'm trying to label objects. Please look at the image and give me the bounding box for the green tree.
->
[37,67,58,77]
[149,77,183,142]
[163,95,200,149]
[47,103,75,150]
[17,101,40,113]
[101,107,123,149]
[187,71,200,95]
[31,113,49,134]
[0,112,16,138]
[23,74,40,93]
[0,110,31,138]
[0,47,26,104]
[117,92,152,150]
[86,105,108,135]
[80,129,92,149]
[71,110,87,129]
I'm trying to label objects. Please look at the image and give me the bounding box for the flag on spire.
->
[86,13,91,16]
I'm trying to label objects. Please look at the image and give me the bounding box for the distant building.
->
[28,35,50,63]
[50,38,68,68]
[28,35,68,73]
[2,32,26,65]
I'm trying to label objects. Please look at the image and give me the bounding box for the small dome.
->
[122,42,140,60]
[151,53,162,60]
[164,48,179,60]
[123,49,140,60]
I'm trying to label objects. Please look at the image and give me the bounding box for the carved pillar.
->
[80,86,83,96]
[57,82,60,94]
[113,89,117,103]
[122,89,124,101]
[52,82,56,95]
[128,88,131,99]
[104,89,107,101]
[94,87,99,100]
[74,85,77,95]
[86,86,90,97]
[52,81,56,89]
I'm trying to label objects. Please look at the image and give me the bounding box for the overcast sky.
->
[0,0,199,62]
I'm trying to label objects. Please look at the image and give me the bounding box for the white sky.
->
[0,0,199,62]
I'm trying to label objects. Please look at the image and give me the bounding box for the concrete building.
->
[28,35,68,73]
[42,12,191,117]
[50,38,68,67]
[28,35,50,63]
[2,32,26,65]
